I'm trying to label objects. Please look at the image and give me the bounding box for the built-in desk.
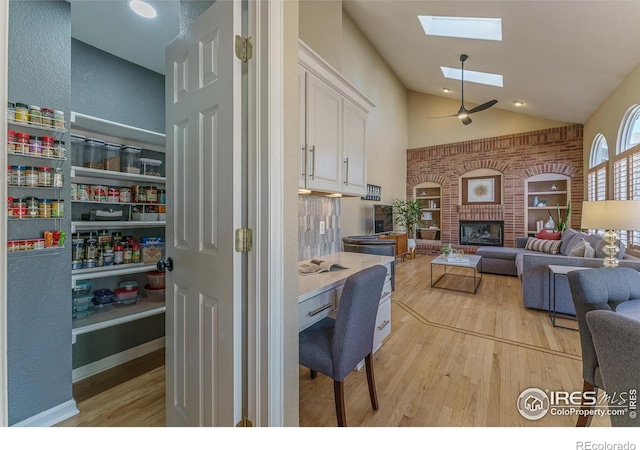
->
[298,252,394,353]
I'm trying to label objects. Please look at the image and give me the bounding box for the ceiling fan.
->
[428,54,498,125]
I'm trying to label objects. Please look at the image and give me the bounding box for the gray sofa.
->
[476,229,640,315]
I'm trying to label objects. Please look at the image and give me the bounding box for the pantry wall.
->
[7,0,168,425]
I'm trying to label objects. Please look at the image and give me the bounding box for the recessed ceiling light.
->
[440,66,503,88]
[514,101,524,107]
[418,16,502,41]
[442,88,451,93]
[129,0,157,19]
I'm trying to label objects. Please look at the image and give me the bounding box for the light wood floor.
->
[58,254,610,427]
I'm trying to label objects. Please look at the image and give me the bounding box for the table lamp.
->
[581,200,640,267]
[422,211,433,227]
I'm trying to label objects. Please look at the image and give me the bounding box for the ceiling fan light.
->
[458,112,468,119]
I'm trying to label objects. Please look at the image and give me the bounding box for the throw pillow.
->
[568,238,587,257]
[525,237,562,255]
[560,228,580,255]
[535,229,561,240]
[584,240,596,258]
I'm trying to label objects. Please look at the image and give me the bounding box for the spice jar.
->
[15,132,29,153]
[8,102,15,121]
[7,197,13,218]
[54,140,65,159]
[112,232,123,246]
[7,166,10,184]
[25,166,39,187]
[113,245,124,265]
[132,243,141,263]
[41,108,54,128]
[28,105,42,125]
[14,103,28,122]
[12,198,27,218]
[41,136,54,156]
[51,199,64,218]
[72,233,84,261]
[103,247,114,266]
[25,197,39,218]
[38,198,52,218]
[98,229,111,247]
[11,165,26,186]
[29,136,42,154]
[123,245,132,264]
[53,168,64,187]
[7,130,16,153]
[53,110,65,129]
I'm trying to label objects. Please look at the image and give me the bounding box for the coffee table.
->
[431,254,482,294]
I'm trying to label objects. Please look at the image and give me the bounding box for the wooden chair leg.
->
[334,380,347,427]
[365,353,379,410]
[576,380,596,427]
[310,369,317,379]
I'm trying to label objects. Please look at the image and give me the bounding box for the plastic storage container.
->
[72,293,94,311]
[121,146,142,174]
[144,285,166,302]
[146,271,165,289]
[138,158,163,177]
[72,280,93,297]
[93,288,115,304]
[114,287,139,301]
[83,138,105,169]
[103,142,122,172]
[70,134,85,167]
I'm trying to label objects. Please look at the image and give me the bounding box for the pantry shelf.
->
[72,221,166,232]
[70,165,166,184]
[72,299,166,336]
[70,112,165,151]
[72,262,158,282]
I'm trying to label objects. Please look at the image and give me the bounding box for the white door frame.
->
[247,0,284,426]
[0,0,8,428]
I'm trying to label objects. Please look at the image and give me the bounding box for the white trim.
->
[10,399,78,427]
[72,337,165,382]
[0,0,8,428]
[247,0,285,427]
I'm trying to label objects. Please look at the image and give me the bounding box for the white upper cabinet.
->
[298,40,374,196]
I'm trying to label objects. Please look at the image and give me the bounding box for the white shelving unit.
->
[414,182,442,242]
[524,173,571,235]
[70,112,167,333]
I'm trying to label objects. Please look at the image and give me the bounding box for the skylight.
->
[440,66,503,88]
[418,16,502,41]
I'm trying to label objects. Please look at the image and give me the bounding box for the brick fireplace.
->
[407,125,584,254]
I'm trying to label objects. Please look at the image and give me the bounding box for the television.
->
[373,204,394,234]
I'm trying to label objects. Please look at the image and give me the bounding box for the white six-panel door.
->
[165,0,242,427]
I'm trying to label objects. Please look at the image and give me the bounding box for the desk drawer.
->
[380,280,392,305]
[373,297,391,352]
[299,288,337,331]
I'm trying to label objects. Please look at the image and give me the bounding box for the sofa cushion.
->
[525,237,561,254]
[535,229,561,240]
[568,238,596,258]
[560,228,580,255]
[476,246,529,261]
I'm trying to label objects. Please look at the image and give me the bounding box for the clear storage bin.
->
[103,142,122,172]
[83,138,105,170]
[139,158,163,176]
[70,134,85,167]
[121,146,141,174]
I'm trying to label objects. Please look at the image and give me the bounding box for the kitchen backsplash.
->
[299,195,341,260]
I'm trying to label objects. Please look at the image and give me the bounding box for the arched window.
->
[613,105,640,247]
[587,134,607,201]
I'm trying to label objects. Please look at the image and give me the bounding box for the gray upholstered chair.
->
[587,310,640,427]
[567,267,640,426]
[342,236,396,290]
[299,264,387,427]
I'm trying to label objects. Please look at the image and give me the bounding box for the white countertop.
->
[298,252,393,302]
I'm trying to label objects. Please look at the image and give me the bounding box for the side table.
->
[547,265,590,330]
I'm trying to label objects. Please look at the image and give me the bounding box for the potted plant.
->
[441,244,453,259]
[548,201,571,232]
[392,198,424,252]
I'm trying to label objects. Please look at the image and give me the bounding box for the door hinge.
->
[235,228,253,253]
[235,35,253,62]
[236,417,253,427]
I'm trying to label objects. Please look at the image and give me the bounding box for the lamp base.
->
[602,229,621,268]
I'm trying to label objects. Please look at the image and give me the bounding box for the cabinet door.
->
[298,67,308,189]
[306,72,342,192]
[341,99,367,196]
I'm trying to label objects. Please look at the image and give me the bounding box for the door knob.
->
[157,257,174,272]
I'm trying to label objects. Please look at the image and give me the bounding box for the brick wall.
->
[407,124,584,252]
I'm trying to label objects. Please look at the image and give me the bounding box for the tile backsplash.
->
[298,195,341,260]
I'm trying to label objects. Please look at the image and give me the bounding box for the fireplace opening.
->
[459,220,504,246]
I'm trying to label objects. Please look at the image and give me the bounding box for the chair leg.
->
[310,369,317,379]
[365,353,379,410]
[576,380,596,427]
[334,380,347,427]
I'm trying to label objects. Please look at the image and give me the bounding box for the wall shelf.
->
[72,299,166,336]
[70,166,166,184]
[72,221,165,232]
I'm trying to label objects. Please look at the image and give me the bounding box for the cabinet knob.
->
[157,257,174,272]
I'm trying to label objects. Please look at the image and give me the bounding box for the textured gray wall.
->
[7,0,73,425]
[180,0,215,31]
[71,39,165,133]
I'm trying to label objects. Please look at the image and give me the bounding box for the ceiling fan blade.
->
[426,113,458,119]
[461,116,472,125]
[468,99,498,115]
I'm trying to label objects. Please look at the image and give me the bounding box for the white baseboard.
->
[72,337,165,383]
[11,399,78,427]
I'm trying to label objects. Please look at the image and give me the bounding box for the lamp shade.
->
[422,211,433,221]
[581,200,640,230]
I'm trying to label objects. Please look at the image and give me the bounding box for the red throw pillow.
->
[535,229,561,240]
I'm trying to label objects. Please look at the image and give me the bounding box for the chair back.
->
[331,265,387,381]
[587,310,640,426]
[567,267,640,386]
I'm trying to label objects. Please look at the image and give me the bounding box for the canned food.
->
[76,184,91,201]
[119,187,132,203]
[107,187,120,202]
[91,185,107,202]
[145,186,158,203]
[72,260,83,270]
[83,259,97,269]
